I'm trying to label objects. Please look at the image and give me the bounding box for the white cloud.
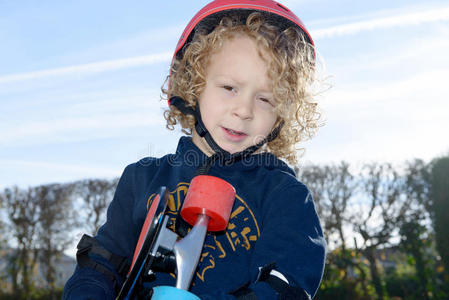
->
[0,159,121,189]
[340,32,449,74]
[326,69,449,108]
[303,20,449,165]
[0,84,168,144]
[0,52,172,84]
[2,5,449,85]
[312,5,449,39]
[1,159,119,177]
[322,22,449,109]
[0,111,166,147]
[305,66,449,164]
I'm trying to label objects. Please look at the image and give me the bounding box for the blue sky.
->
[1,0,449,189]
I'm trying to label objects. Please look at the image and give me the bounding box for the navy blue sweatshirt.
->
[63,137,325,299]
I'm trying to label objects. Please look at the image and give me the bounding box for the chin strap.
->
[169,96,283,175]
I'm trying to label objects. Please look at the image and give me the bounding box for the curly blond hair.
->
[162,12,321,164]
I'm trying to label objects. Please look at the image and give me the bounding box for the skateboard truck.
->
[116,175,236,300]
[174,214,210,290]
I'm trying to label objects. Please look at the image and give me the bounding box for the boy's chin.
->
[219,138,266,155]
[219,143,247,155]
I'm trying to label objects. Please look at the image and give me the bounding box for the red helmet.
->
[168,1,313,160]
[172,0,314,62]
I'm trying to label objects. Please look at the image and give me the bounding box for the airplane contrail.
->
[1,6,448,83]
[0,52,172,84]
[312,6,449,39]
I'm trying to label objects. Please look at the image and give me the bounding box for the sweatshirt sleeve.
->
[197,183,326,300]
[249,183,326,298]
[63,163,139,300]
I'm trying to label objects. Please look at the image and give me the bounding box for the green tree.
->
[399,219,431,299]
[396,159,433,299]
[430,156,449,282]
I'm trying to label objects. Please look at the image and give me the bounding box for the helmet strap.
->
[170,96,284,174]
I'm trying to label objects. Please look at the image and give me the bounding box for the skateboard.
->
[116,175,236,300]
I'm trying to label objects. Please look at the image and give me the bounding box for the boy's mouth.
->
[222,127,247,137]
[227,128,244,135]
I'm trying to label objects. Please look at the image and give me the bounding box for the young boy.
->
[63,0,326,299]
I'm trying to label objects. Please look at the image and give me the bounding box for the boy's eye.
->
[222,85,235,92]
[259,97,274,106]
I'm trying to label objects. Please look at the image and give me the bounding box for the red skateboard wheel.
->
[181,175,236,231]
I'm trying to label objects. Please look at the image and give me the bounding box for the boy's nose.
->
[232,95,254,120]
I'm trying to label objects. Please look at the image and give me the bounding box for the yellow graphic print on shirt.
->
[146,181,260,282]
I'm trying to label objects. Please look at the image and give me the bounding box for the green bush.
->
[0,288,63,300]
[384,273,422,300]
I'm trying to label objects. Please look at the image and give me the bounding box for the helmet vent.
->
[276,3,290,12]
